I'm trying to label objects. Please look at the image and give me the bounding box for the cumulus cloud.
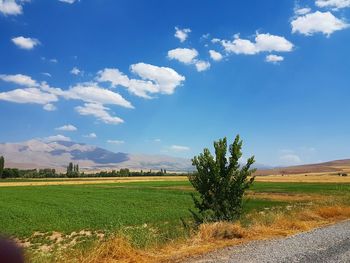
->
[167,48,210,72]
[170,145,190,152]
[316,0,350,9]
[96,68,129,87]
[266,54,284,63]
[0,88,58,104]
[291,11,349,36]
[97,63,185,98]
[107,139,124,144]
[174,27,191,42]
[0,0,23,16]
[75,103,124,125]
[168,48,198,64]
[12,36,40,50]
[44,134,71,142]
[0,77,133,123]
[70,67,82,76]
[209,50,223,61]
[65,83,134,108]
[218,33,293,56]
[43,103,56,111]
[2,63,183,124]
[130,63,185,95]
[0,74,38,87]
[55,124,77,131]
[195,60,211,71]
[84,133,97,138]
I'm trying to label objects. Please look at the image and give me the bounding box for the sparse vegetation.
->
[189,135,255,223]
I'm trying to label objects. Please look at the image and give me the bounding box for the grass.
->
[0,178,349,262]
[0,181,287,239]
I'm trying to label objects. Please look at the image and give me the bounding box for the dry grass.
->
[255,174,350,183]
[78,237,150,263]
[68,205,350,263]
[246,192,325,202]
[0,176,187,187]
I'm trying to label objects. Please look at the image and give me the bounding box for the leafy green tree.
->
[189,135,255,223]
[0,156,4,179]
[119,168,130,177]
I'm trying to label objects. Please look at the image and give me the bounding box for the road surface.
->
[188,220,350,263]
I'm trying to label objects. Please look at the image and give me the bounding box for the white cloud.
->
[84,133,97,138]
[316,0,350,9]
[70,67,82,75]
[255,33,294,52]
[296,7,312,15]
[0,74,37,87]
[209,50,223,61]
[130,63,185,95]
[44,134,71,142]
[58,0,77,3]
[154,138,161,142]
[170,145,190,152]
[43,103,56,111]
[295,7,311,15]
[75,103,124,125]
[0,0,22,16]
[168,48,198,64]
[218,33,293,55]
[291,11,349,36]
[97,64,185,98]
[221,37,258,55]
[42,72,52,77]
[107,139,124,144]
[0,88,58,104]
[65,83,134,108]
[279,154,301,165]
[167,48,210,72]
[266,54,284,63]
[174,27,191,42]
[55,124,77,131]
[12,36,40,50]
[50,58,58,63]
[96,68,129,87]
[195,60,211,72]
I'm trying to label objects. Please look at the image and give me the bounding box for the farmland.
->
[0,175,349,262]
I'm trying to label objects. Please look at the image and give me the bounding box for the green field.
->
[0,179,349,258]
[0,181,287,238]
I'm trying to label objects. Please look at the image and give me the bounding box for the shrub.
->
[189,135,255,223]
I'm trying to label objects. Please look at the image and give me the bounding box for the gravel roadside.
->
[186,220,350,263]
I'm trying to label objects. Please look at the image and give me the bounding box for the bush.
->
[189,135,255,223]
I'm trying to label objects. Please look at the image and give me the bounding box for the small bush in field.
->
[189,134,255,224]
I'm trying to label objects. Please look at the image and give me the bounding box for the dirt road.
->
[188,220,350,263]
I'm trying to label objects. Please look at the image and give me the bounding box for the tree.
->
[189,135,255,223]
[67,162,73,175]
[0,156,4,179]
[119,168,130,177]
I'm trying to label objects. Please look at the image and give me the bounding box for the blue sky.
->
[1,0,350,166]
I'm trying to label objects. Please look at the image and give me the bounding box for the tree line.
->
[0,156,186,179]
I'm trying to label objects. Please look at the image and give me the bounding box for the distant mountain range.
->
[0,139,193,172]
[2,139,347,175]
